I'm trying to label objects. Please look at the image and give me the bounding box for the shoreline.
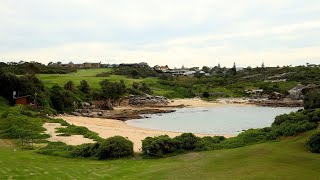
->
[57,115,236,152]
[49,98,301,152]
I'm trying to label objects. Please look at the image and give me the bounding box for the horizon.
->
[0,0,320,67]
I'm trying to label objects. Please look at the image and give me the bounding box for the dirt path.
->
[0,139,16,148]
[44,123,95,145]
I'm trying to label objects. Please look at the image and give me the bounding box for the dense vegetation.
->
[37,136,134,160]
[306,132,320,153]
[0,61,76,74]
[0,106,49,139]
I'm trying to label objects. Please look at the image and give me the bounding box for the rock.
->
[72,112,81,116]
[128,95,169,106]
[288,85,306,100]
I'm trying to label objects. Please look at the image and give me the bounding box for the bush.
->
[37,142,73,158]
[94,136,134,159]
[174,133,200,151]
[304,89,320,110]
[56,124,103,142]
[306,132,320,153]
[71,143,99,158]
[202,92,210,98]
[142,135,179,156]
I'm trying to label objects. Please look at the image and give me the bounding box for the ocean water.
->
[126,105,302,135]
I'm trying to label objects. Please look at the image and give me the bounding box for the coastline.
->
[48,98,301,152]
[59,115,235,152]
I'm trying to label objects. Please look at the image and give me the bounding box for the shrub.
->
[306,132,320,153]
[174,133,200,151]
[56,124,103,142]
[37,142,73,158]
[71,143,99,158]
[142,135,179,156]
[94,136,134,159]
[202,92,210,98]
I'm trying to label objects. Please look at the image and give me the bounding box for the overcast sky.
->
[0,0,320,67]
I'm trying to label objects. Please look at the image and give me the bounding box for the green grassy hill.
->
[0,129,319,179]
[37,68,173,96]
[37,68,150,90]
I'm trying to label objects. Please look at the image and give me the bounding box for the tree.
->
[78,80,90,94]
[202,66,211,73]
[100,80,126,100]
[202,91,210,98]
[64,81,75,91]
[230,62,237,76]
[304,89,320,110]
[306,132,320,153]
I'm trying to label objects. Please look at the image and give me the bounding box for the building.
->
[154,65,169,72]
[119,62,149,68]
[49,62,101,69]
[15,95,33,105]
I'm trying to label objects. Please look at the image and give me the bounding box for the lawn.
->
[37,68,151,90]
[0,129,319,179]
[37,68,174,96]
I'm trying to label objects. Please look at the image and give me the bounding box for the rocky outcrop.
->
[71,108,175,121]
[128,95,169,106]
[288,85,305,100]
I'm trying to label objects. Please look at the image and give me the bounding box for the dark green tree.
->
[100,80,126,100]
[304,89,320,110]
[78,80,90,94]
[64,81,75,91]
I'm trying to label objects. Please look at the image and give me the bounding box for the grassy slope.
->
[37,68,171,96]
[0,130,319,179]
[37,68,153,90]
[0,97,9,116]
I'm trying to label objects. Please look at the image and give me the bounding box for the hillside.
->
[0,129,319,179]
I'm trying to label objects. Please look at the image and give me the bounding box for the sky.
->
[0,0,320,68]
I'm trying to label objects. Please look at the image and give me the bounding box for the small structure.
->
[15,95,33,105]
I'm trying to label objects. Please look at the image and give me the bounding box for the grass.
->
[0,97,9,116]
[0,129,319,179]
[37,68,174,96]
[37,68,150,90]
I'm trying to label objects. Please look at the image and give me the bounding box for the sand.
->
[44,123,95,145]
[59,116,235,152]
[49,99,240,152]
[169,98,221,107]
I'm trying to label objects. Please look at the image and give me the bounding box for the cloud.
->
[0,0,320,67]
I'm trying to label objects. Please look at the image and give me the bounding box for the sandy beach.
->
[58,116,234,152]
[169,98,221,107]
[46,99,240,152]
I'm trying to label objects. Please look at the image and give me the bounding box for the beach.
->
[58,116,234,152]
[46,99,242,151]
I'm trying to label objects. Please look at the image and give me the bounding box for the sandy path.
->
[60,116,235,152]
[44,123,95,145]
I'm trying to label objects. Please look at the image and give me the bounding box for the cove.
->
[127,105,302,135]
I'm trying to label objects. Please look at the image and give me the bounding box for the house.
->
[154,65,169,72]
[82,62,101,69]
[119,62,149,68]
[49,62,101,69]
[15,95,34,105]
